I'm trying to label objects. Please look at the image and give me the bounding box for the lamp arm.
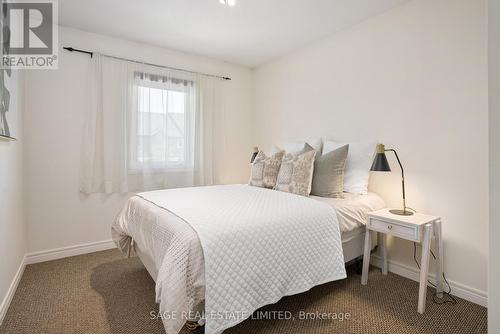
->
[386,149,407,212]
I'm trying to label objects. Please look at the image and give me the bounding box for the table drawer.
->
[369,218,419,241]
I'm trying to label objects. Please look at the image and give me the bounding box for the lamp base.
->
[389,209,414,216]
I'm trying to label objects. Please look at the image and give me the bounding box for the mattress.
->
[313,192,386,233]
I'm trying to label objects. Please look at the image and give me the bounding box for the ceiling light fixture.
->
[219,0,236,7]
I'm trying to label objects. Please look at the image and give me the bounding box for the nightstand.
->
[361,208,443,314]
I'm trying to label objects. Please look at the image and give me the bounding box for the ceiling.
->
[59,0,408,68]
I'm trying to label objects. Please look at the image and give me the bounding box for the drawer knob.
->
[387,225,393,230]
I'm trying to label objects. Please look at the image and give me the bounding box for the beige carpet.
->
[0,249,487,334]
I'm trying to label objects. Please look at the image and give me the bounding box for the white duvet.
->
[113,184,347,334]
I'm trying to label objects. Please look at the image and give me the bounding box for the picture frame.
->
[0,4,15,141]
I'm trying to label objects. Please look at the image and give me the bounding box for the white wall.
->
[253,0,488,297]
[489,0,500,330]
[24,27,253,253]
[0,71,26,317]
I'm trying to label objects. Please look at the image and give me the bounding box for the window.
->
[129,74,194,172]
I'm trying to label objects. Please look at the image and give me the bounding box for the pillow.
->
[311,144,349,198]
[274,149,317,196]
[323,140,377,194]
[249,150,286,188]
[291,142,314,155]
[271,139,323,155]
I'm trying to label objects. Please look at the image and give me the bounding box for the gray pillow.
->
[311,144,349,198]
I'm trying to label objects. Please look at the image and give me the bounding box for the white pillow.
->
[271,139,323,155]
[323,140,377,195]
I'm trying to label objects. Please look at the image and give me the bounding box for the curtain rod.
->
[62,46,232,81]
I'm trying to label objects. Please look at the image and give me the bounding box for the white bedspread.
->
[113,184,346,334]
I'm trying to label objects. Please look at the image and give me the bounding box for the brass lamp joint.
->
[376,143,386,154]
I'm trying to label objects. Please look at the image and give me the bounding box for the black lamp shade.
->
[371,152,391,172]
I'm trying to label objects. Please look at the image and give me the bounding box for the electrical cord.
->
[406,206,456,305]
[413,242,457,305]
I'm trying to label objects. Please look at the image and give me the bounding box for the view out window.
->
[129,75,193,172]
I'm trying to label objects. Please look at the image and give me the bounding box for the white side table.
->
[361,208,443,314]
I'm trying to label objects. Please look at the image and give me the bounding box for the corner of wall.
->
[0,68,28,325]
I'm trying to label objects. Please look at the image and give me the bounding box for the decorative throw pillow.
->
[311,144,349,198]
[323,140,377,195]
[249,150,286,188]
[274,149,317,196]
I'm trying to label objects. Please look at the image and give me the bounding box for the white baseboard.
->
[0,255,26,326]
[25,240,116,265]
[371,254,487,307]
[1,240,116,325]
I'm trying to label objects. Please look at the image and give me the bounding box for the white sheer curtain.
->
[80,53,224,194]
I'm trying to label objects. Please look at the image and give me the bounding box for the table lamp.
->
[371,144,413,216]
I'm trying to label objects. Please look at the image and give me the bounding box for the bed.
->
[112,184,385,334]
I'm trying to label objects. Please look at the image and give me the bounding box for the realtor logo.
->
[1,0,58,69]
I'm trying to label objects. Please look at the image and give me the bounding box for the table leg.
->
[434,220,444,298]
[379,232,388,275]
[361,229,372,285]
[418,223,433,314]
